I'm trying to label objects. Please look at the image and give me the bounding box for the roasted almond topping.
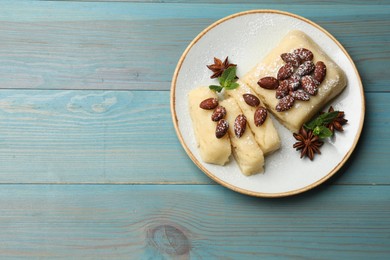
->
[313,61,327,84]
[254,106,268,126]
[258,76,279,90]
[294,48,313,61]
[255,48,326,112]
[301,75,318,96]
[234,114,247,138]
[199,98,218,110]
[288,74,301,91]
[276,95,295,112]
[211,106,226,122]
[280,52,301,67]
[296,61,315,76]
[290,89,310,101]
[242,93,260,107]
[276,80,290,99]
[215,119,229,139]
[277,63,294,80]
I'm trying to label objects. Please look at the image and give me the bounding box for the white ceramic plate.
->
[171,10,364,197]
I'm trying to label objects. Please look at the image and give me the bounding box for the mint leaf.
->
[321,111,339,125]
[225,82,239,90]
[218,75,225,87]
[209,65,238,92]
[304,119,320,130]
[209,85,223,92]
[222,66,237,85]
[318,127,333,138]
[305,111,339,130]
[313,125,333,138]
[305,110,338,138]
[305,115,324,130]
[313,126,321,136]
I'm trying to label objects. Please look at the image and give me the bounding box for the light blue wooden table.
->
[0,1,389,258]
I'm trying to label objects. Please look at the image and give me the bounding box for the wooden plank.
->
[0,2,388,91]
[2,2,389,22]
[0,89,211,184]
[0,184,388,258]
[55,0,390,4]
[0,89,387,185]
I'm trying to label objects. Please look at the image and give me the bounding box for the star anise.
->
[293,127,324,160]
[326,106,348,133]
[206,57,236,79]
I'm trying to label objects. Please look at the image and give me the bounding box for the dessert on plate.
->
[242,30,347,133]
[220,97,264,175]
[188,87,231,165]
[187,30,348,175]
[225,79,280,155]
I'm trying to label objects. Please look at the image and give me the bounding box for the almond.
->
[288,74,301,91]
[276,80,290,99]
[276,95,295,112]
[290,89,310,101]
[215,119,229,139]
[301,75,318,96]
[258,76,279,90]
[280,52,301,67]
[313,61,327,83]
[199,98,218,110]
[296,61,315,76]
[243,93,260,107]
[254,106,268,127]
[234,114,247,138]
[211,106,226,122]
[294,48,313,61]
[277,63,294,80]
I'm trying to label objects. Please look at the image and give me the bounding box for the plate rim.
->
[170,9,365,198]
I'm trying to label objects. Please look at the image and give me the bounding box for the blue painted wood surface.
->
[0,185,389,258]
[0,0,389,258]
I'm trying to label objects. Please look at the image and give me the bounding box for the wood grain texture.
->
[0,90,210,184]
[0,2,388,91]
[0,184,389,258]
[0,90,386,185]
[53,0,390,4]
[0,1,388,258]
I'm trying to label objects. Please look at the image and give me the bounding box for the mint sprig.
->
[304,111,339,138]
[209,85,223,92]
[209,66,239,92]
[313,125,333,139]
